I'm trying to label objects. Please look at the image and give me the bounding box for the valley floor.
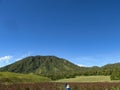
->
[55,76,120,82]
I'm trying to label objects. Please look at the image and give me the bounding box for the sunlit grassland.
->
[0,72,51,83]
[55,76,112,82]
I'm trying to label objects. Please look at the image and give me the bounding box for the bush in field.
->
[110,70,120,80]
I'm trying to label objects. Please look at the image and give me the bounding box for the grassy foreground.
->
[56,76,112,82]
[0,72,51,83]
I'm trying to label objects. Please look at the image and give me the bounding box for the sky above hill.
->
[0,0,120,67]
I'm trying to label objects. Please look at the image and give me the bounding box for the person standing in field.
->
[65,83,71,90]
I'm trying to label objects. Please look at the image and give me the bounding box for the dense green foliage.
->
[110,70,120,80]
[0,72,51,83]
[78,63,120,81]
[1,55,120,80]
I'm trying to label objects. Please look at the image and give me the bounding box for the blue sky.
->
[0,0,120,67]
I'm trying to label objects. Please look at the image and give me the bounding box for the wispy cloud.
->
[15,51,32,61]
[73,55,120,67]
[72,56,96,67]
[76,64,87,67]
[0,56,13,61]
[0,52,33,67]
[0,56,13,67]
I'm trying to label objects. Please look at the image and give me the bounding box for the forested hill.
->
[79,62,120,77]
[0,56,81,80]
[1,55,120,80]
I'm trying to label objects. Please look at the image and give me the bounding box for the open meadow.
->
[0,75,120,90]
[56,76,112,82]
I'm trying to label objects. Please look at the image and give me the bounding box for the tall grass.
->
[56,76,111,82]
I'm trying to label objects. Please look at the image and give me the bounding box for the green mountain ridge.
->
[1,55,120,80]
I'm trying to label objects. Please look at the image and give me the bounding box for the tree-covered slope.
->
[78,63,120,76]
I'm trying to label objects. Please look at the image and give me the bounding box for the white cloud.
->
[0,56,13,61]
[0,56,13,67]
[0,52,32,67]
[77,64,86,67]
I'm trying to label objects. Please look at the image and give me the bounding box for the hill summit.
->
[0,56,80,80]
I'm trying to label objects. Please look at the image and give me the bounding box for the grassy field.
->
[0,72,51,83]
[1,72,120,84]
[0,74,120,90]
[56,76,112,82]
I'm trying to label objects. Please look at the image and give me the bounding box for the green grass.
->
[55,76,111,82]
[1,72,120,84]
[0,72,51,84]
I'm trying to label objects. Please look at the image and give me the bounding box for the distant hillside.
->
[101,62,120,75]
[0,56,81,80]
[1,55,120,80]
[78,62,120,77]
